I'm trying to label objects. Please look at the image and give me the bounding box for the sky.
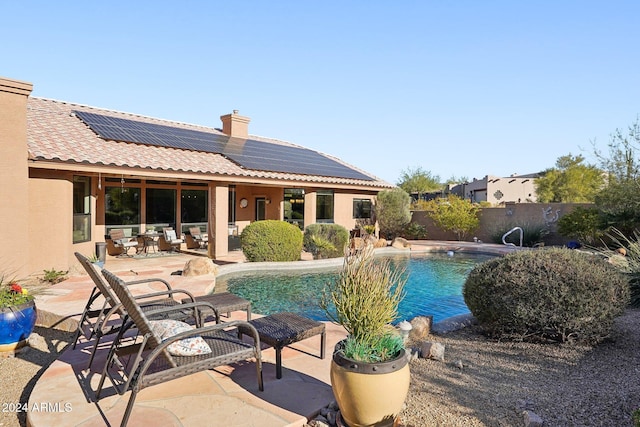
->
[3,1,640,185]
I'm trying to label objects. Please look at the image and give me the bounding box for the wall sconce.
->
[239,198,248,208]
[265,198,271,204]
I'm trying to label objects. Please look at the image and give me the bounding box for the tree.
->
[374,188,411,240]
[593,118,640,231]
[534,154,604,203]
[424,195,480,241]
[396,167,442,201]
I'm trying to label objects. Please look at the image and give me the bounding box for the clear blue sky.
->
[3,1,639,184]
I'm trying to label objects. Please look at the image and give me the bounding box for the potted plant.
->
[0,277,37,353]
[320,246,410,427]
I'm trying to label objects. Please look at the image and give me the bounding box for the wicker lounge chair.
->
[72,252,199,368]
[97,268,263,427]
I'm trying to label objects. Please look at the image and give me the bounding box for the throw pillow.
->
[150,319,212,356]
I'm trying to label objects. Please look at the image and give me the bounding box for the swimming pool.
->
[216,252,495,324]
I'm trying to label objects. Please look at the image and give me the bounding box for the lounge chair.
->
[72,252,199,368]
[109,229,140,256]
[158,227,183,252]
[97,269,263,427]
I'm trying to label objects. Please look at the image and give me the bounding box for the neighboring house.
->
[450,174,540,205]
[0,77,393,278]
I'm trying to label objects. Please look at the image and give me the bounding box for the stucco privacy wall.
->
[0,78,32,279]
[412,203,594,245]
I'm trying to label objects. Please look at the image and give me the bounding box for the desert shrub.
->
[557,206,607,246]
[463,248,629,343]
[303,224,349,259]
[594,228,640,307]
[375,188,411,240]
[240,220,303,262]
[400,222,428,240]
[489,221,549,247]
[423,195,479,240]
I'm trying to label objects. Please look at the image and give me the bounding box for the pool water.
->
[218,252,495,324]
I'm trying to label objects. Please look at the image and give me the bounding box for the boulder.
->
[409,316,433,341]
[420,341,445,362]
[374,238,388,248]
[391,237,411,249]
[182,258,218,277]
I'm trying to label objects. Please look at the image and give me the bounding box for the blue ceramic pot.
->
[0,300,37,352]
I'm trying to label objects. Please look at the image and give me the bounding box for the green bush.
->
[240,220,303,262]
[595,228,640,307]
[303,224,349,259]
[489,221,549,247]
[401,222,428,240]
[463,248,629,343]
[557,206,607,246]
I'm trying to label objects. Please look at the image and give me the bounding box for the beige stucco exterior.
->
[0,76,390,279]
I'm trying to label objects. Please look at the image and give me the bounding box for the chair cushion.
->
[150,319,212,356]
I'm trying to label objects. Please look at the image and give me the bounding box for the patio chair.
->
[109,229,140,256]
[72,252,200,368]
[97,268,263,427]
[188,226,208,249]
[158,227,183,252]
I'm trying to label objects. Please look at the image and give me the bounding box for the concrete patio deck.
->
[26,242,517,427]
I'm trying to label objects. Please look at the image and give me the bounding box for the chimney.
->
[220,110,250,138]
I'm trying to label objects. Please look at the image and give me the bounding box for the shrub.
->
[489,221,549,247]
[557,206,607,246]
[303,224,349,259]
[423,195,479,241]
[240,220,303,262]
[375,188,411,240]
[594,228,640,307]
[463,248,630,343]
[42,268,68,284]
[401,222,428,240]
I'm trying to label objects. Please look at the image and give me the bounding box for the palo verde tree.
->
[424,194,480,241]
[374,188,411,240]
[396,166,442,202]
[534,154,604,203]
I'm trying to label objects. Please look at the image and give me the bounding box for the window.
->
[284,188,305,229]
[316,190,334,223]
[105,186,141,234]
[181,189,208,232]
[146,188,176,227]
[72,176,91,243]
[353,198,372,219]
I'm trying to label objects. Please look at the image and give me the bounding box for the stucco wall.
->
[412,202,594,246]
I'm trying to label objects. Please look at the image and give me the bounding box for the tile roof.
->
[26,98,393,188]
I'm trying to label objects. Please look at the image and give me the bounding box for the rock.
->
[409,316,433,340]
[28,332,47,350]
[182,258,218,277]
[307,415,330,427]
[406,347,420,362]
[391,237,411,249]
[454,359,464,370]
[374,238,388,248]
[420,341,445,362]
[523,410,544,427]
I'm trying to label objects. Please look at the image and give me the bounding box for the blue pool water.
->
[218,252,495,324]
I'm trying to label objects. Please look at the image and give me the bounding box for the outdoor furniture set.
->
[72,252,325,427]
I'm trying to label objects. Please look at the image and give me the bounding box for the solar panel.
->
[74,110,373,180]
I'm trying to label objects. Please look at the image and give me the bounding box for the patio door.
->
[256,197,266,221]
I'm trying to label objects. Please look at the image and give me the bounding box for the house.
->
[450,174,540,205]
[0,76,393,279]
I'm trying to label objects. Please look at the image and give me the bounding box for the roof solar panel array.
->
[73,110,373,180]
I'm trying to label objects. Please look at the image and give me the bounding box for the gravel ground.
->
[1,310,639,427]
[0,326,74,427]
[400,307,640,427]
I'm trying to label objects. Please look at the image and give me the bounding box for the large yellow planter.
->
[330,345,410,427]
